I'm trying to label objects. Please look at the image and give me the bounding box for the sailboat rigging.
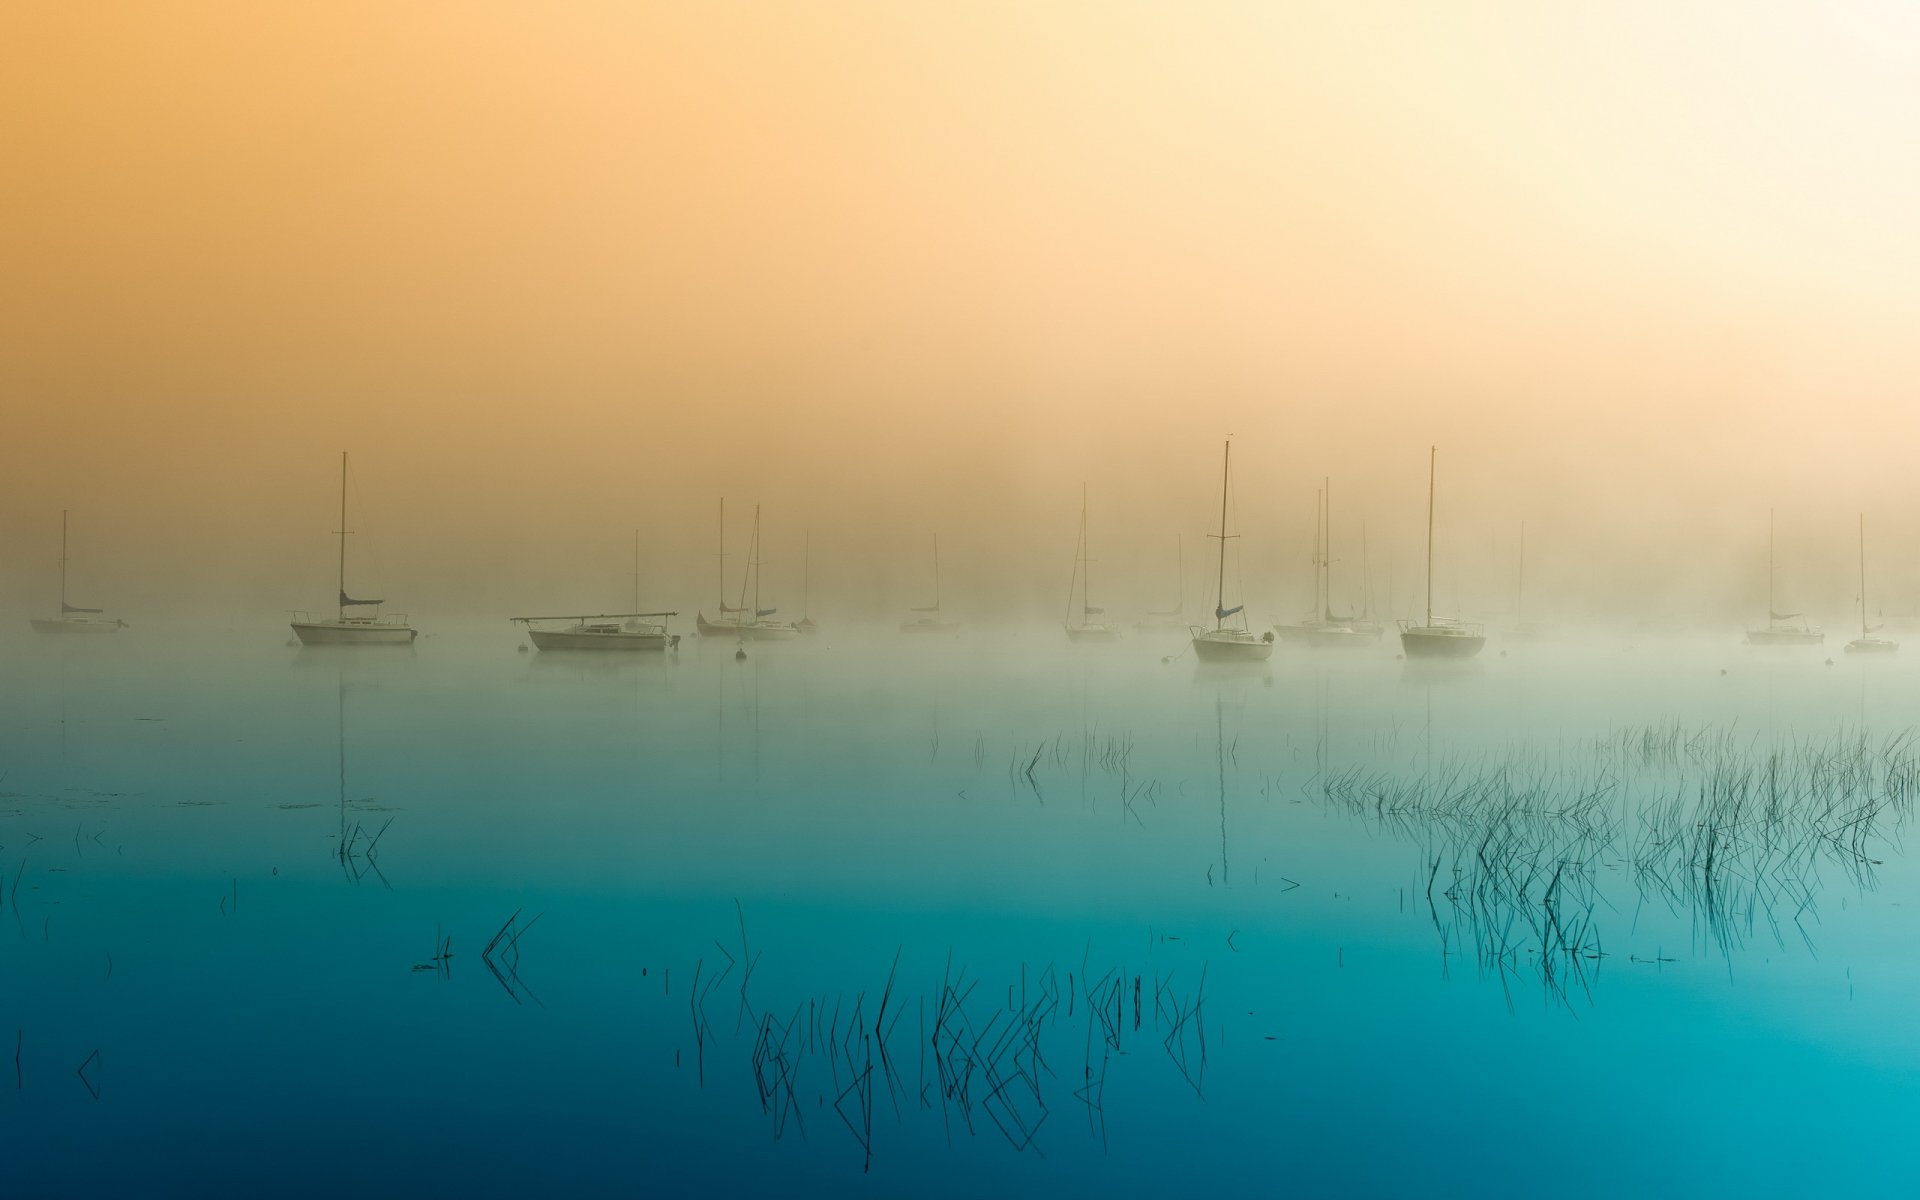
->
[1065,485,1120,643]
[1845,513,1895,655]
[290,452,417,646]
[1398,446,1485,659]
[30,510,124,634]
[1189,440,1274,662]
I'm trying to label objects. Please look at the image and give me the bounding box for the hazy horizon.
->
[6,1,1918,628]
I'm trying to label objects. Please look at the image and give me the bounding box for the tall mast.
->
[337,451,349,622]
[1859,512,1868,639]
[717,498,727,610]
[1177,534,1184,617]
[1322,477,1332,622]
[1766,506,1781,622]
[1424,446,1436,628]
[1082,483,1091,620]
[802,531,811,619]
[1360,520,1373,621]
[59,509,68,612]
[1214,440,1231,631]
[933,534,941,611]
[1517,520,1525,628]
[633,529,641,613]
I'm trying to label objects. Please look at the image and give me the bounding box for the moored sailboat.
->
[696,498,753,637]
[1398,447,1485,659]
[902,534,960,634]
[1064,485,1120,643]
[1274,479,1381,648]
[515,532,679,651]
[1845,513,1895,655]
[290,453,417,646]
[29,510,123,634]
[1745,510,1822,646]
[1189,440,1274,662]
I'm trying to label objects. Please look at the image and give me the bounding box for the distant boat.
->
[1845,513,1896,655]
[1745,509,1822,646]
[696,498,752,637]
[1134,536,1186,632]
[1507,520,1546,640]
[1064,485,1120,643]
[515,612,679,651]
[796,532,821,635]
[1274,478,1381,648]
[1399,447,1485,659]
[515,532,679,651]
[901,534,960,634]
[1189,440,1274,662]
[29,510,124,635]
[290,453,417,646]
[725,505,799,641]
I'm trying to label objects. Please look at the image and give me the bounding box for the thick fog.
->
[5,2,1918,633]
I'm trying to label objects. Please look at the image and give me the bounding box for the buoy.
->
[735,647,747,661]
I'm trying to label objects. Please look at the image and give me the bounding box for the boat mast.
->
[1213,440,1231,631]
[1424,446,1436,628]
[717,498,727,611]
[1767,508,1775,626]
[336,451,349,623]
[633,528,641,613]
[802,530,811,620]
[1360,520,1373,621]
[1322,478,1333,622]
[1516,520,1525,629]
[58,509,68,613]
[1859,512,1868,639]
[932,534,942,614]
[1081,484,1091,622]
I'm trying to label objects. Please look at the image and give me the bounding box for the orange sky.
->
[4,1,1918,625]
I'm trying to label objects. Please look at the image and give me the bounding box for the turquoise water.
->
[3,624,1916,1197]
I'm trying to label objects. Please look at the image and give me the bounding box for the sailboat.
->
[1398,447,1485,659]
[796,532,820,635]
[1274,479,1381,647]
[1064,485,1120,643]
[1508,521,1546,640]
[1745,510,1822,646]
[723,505,798,641]
[513,532,680,651]
[901,535,959,634]
[697,499,752,637]
[30,511,123,634]
[1134,536,1186,632]
[1845,514,1896,655]
[1189,440,1274,662]
[290,453,417,646]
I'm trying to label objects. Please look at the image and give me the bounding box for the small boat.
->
[697,499,753,637]
[516,533,679,651]
[1064,485,1120,643]
[1133,536,1186,632]
[796,533,821,635]
[1745,510,1822,646]
[515,612,679,651]
[29,510,123,634]
[290,453,417,646]
[1274,479,1381,648]
[718,504,799,641]
[902,534,960,634]
[1189,440,1274,662]
[1399,447,1485,659]
[1845,514,1896,655]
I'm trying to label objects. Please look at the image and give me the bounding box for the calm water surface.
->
[3,622,1916,1196]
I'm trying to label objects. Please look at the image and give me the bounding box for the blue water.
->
[3,623,1915,1196]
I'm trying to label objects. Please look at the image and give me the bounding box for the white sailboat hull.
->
[1745,627,1823,646]
[528,627,671,652]
[31,617,120,635]
[1845,636,1897,655]
[292,620,417,646]
[1399,625,1486,658]
[1190,628,1274,662]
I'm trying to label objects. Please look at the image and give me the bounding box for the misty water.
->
[4,623,1917,1197]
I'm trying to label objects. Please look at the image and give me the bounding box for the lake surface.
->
[3,621,1915,1197]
